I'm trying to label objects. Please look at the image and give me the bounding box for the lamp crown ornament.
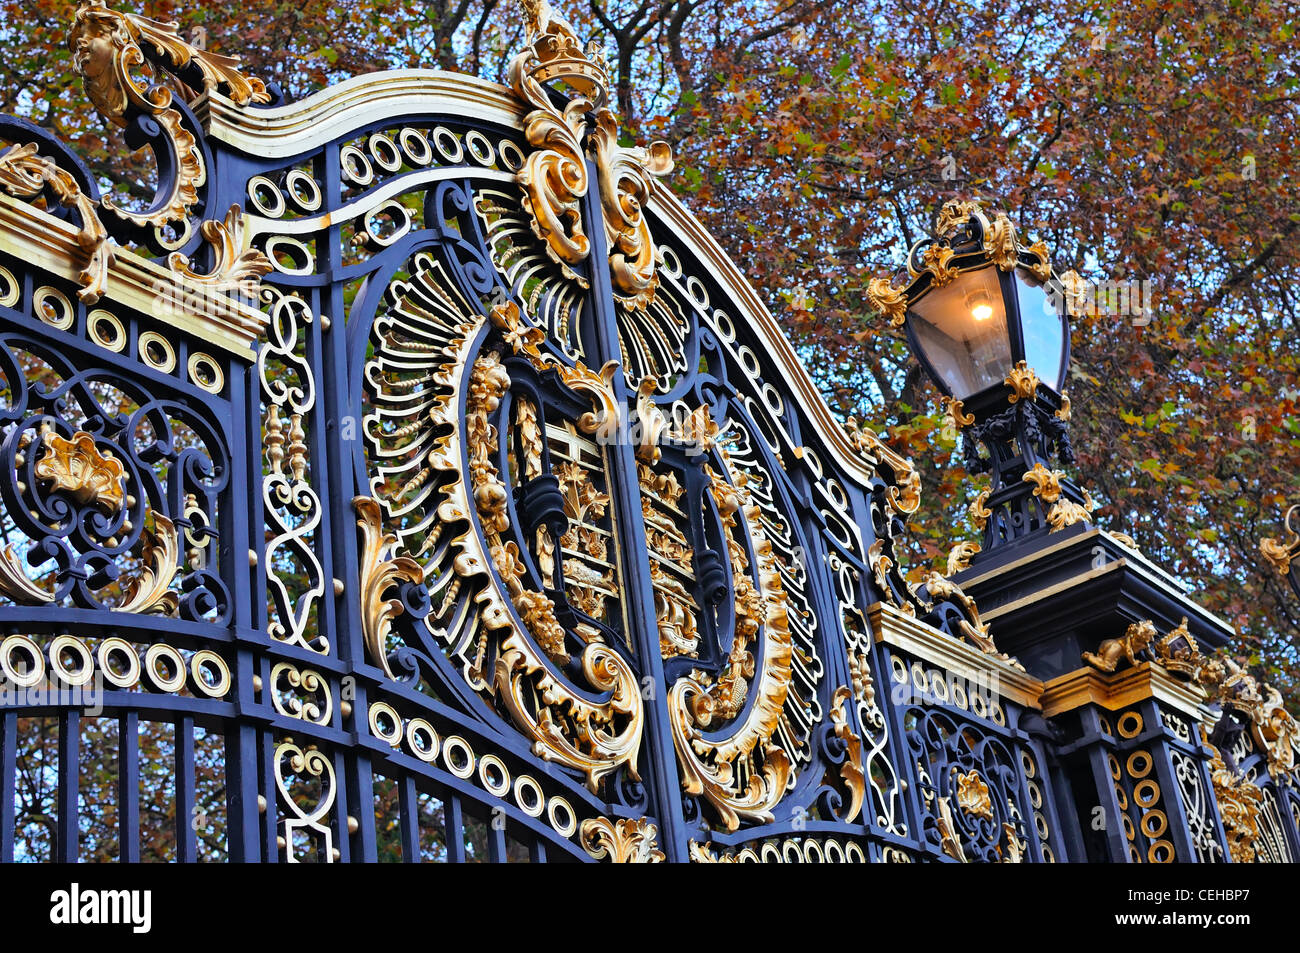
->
[871,198,1098,556]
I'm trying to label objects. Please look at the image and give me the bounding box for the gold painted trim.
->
[0,195,265,358]
[867,602,1043,709]
[1040,662,1209,719]
[197,71,526,159]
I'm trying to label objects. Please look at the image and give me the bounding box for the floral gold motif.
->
[33,430,126,513]
[579,816,665,862]
[354,496,424,680]
[955,769,993,821]
[1004,361,1041,403]
[168,203,272,295]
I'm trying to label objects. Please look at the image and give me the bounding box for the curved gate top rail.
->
[0,0,1296,864]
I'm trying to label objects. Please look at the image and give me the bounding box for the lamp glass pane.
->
[906,266,1011,399]
[1015,270,1067,391]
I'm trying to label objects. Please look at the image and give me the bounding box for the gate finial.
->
[517,0,609,103]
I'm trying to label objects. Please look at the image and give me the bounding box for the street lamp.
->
[868,199,1094,556]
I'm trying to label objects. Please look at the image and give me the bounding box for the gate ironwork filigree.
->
[0,0,1297,864]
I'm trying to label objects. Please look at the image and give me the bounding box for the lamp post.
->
[868,200,1094,559]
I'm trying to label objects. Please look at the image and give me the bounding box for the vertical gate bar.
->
[118,711,140,862]
[487,815,508,863]
[529,838,547,863]
[444,794,466,863]
[349,753,378,862]
[225,721,262,862]
[262,728,280,862]
[578,159,689,863]
[176,716,196,862]
[0,712,16,861]
[56,709,79,863]
[331,749,351,863]
[398,774,421,861]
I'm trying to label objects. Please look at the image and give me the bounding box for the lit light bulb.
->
[965,287,994,322]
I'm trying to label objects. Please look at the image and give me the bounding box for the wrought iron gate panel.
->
[2,0,1299,864]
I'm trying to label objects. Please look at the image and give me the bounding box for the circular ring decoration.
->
[823,839,845,863]
[951,680,968,710]
[464,130,496,166]
[736,847,760,862]
[1122,813,1135,840]
[1133,779,1161,809]
[138,331,177,373]
[1141,809,1168,839]
[991,702,1007,726]
[546,796,577,837]
[1115,785,1129,812]
[0,265,18,307]
[49,635,94,687]
[1020,750,1037,778]
[660,245,682,278]
[368,701,403,746]
[1147,839,1174,863]
[144,643,187,693]
[367,133,403,173]
[405,718,439,763]
[686,275,709,308]
[478,754,510,798]
[442,735,475,779]
[497,139,525,172]
[263,236,316,276]
[930,672,949,703]
[802,838,825,863]
[284,169,323,212]
[844,841,867,863]
[97,637,140,689]
[1107,753,1122,780]
[187,352,225,395]
[1125,750,1153,780]
[431,126,463,163]
[1117,711,1143,739]
[890,656,908,684]
[1,635,45,688]
[189,650,231,698]
[340,145,374,187]
[910,661,928,693]
[970,691,988,718]
[87,309,126,352]
[153,218,193,251]
[398,127,433,166]
[34,285,74,330]
[513,775,545,817]
[247,175,287,217]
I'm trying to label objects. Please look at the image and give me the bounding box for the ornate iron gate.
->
[0,0,1297,864]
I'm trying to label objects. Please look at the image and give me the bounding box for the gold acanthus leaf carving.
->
[968,489,992,530]
[168,203,272,295]
[0,142,112,303]
[489,302,621,440]
[865,276,909,328]
[578,816,665,863]
[1207,743,1262,864]
[936,797,967,862]
[69,0,270,228]
[1260,504,1300,574]
[922,570,1024,671]
[589,110,674,310]
[507,4,673,308]
[843,417,920,515]
[354,495,424,680]
[117,513,180,615]
[668,463,794,831]
[946,539,981,576]
[829,686,865,824]
[634,376,669,463]
[1004,360,1040,402]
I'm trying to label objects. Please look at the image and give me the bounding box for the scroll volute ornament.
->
[68,1,270,230]
[508,0,674,308]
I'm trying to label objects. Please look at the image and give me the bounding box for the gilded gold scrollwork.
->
[355,496,424,679]
[0,142,112,302]
[828,686,865,824]
[168,203,272,295]
[507,0,673,309]
[668,461,795,831]
[578,815,665,862]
